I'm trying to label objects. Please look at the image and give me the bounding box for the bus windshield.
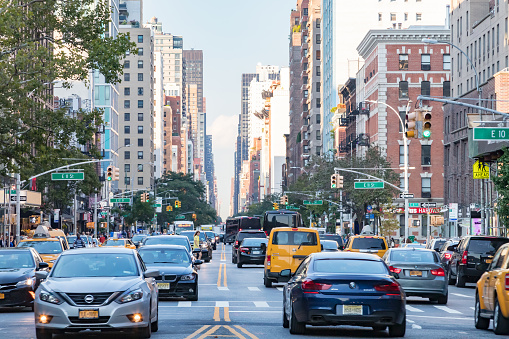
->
[239,217,261,230]
[174,223,194,235]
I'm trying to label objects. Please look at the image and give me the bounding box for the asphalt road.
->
[0,243,503,338]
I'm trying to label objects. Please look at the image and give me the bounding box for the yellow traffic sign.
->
[473,160,490,179]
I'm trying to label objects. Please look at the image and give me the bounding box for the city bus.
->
[172,221,195,235]
[263,210,302,236]
[224,216,261,244]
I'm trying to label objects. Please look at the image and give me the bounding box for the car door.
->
[289,231,319,272]
[486,247,508,311]
[452,239,465,276]
[138,253,157,317]
[285,257,310,317]
[269,230,291,274]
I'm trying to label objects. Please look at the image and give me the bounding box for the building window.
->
[443,54,451,70]
[399,112,406,132]
[138,100,143,108]
[124,164,130,173]
[316,130,321,140]
[137,151,143,159]
[138,60,143,69]
[443,81,451,97]
[138,73,143,81]
[137,35,143,43]
[421,54,431,70]
[125,176,130,185]
[124,151,130,160]
[416,13,422,21]
[138,138,143,147]
[138,87,144,95]
[137,164,143,172]
[404,13,408,21]
[316,18,320,28]
[137,177,143,185]
[422,178,431,198]
[303,8,308,15]
[378,13,382,21]
[124,100,130,108]
[124,60,130,69]
[422,145,431,165]
[399,54,408,70]
[316,82,321,92]
[390,13,396,21]
[124,126,130,134]
[399,145,409,165]
[316,98,321,108]
[316,66,320,76]
[124,73,130,81]
[124,87,130,96]
[421,81,430,96]
[138,126,143,134]
[124,138,130,146]
[399,81,409,98]
[124,113,130,121]
[138,113,144,121]
[138,47,143,56]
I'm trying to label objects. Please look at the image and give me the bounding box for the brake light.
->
[430,268,445,276]
[444,253,452,260]
[301,279,331,292]
[266,255,271,266]
[292,228,299,231]
[239,229,242,231]
[505,275,509,290]
[462,251,468,265]
[374,282,401,294]
[235,240,239,246]
[389,266,402,274]
[240,247,249,253]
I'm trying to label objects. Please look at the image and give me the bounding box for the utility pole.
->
[15,173,20,245]
[94,193,98,238]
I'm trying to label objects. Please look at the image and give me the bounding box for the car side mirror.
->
[280,269,292,278]
[447,246,456,252]
[38,262,49,270]
[194,259,203,265]
[320,244,324,251]
[35,271,48,280]
[144,269,160,278]
[339,245,345,251]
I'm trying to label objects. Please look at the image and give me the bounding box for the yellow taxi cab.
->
[264,227,321,287]
[475,243,509,335]
[17,225,67,268]
[100,238,136,249]
[344,235,388,258]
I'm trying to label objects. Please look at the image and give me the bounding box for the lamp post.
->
[422,38,485,236]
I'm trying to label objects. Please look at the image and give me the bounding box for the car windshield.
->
[139,248,191,265]
[351,238,386,250]
[52,253,138,278]
[0,251,34,269]
[314,259,387,274]
[405,243,425,248]
[181,232,206,241]
[272,231,317,246]
[17,241,62,254]
[132,235,146,242]
[238,232,266,241]
[205,232,215,238]
[144,237,191,251]
[391,250,438,263]
[469,239,509,255]
[102,239,125,246]
[321,240,338,250]
[67,236,76,243]
[320,235,343,245]
[432,240,446,250]
[241,238,268,247]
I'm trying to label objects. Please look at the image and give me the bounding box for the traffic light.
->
[166,206,170,212]
[338,175,344,188]
[280,195,288,205]
[405,112,417,138]
[192,213,197,221]
[331,174,337,188]
[141,192,148,202]
[112,166,120,181]
[175,200,181,208]
[422,111,432,138]
[106,166,113,181]
[273,203,279,210]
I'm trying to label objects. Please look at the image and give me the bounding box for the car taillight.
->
[444,253,452,260]
[462,250,468,265]
[374,282,401,294]
[430,268,445,276]
[240,247,249,253]
[266,255,271,266]
[505,275,509,290]
[389,266,402,274]
[235,240,238,246]
[301,279,331,292]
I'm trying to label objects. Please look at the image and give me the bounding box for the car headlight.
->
[201,243,208,248]
[180,274,195,281]
[116,289,144,304]
[16,277,34,287]
[39,290,62,304]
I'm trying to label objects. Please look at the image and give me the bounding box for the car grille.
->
[68,316,110,324]
[0,284,17,292]
[65,293,114,306]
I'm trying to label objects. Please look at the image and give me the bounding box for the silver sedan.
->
[382,248,448,304]
[33,248,159,339]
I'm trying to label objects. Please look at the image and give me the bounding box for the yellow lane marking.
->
[223,325,247,339]
[224,307,231,322]
[213,306,220,321]
[184,325,210,339]
[217,263,227,287]
[217,263,223,287]
[234,325,259,339]
[223,263,227,287]
[197,325,222,339]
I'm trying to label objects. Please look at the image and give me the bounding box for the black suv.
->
[232,230,266,264]
[319,234,345,250]
[450,236,509,287]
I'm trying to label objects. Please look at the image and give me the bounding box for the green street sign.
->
[473,127,509,140]
[303,200,323,205]
[287,206,300,210]
[110,198,131,203]
[100,212,107,216]
[175,215,185,220]
[354,182,384,189]
[51,172,84,181]
[409,203,420,207]
[153,203,162,208]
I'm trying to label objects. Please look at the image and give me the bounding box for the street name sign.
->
[303,200,323,205]
[409,203,420,207]
[110,198,130,203]
[175,215,185,220]
[473,127,509,141]
[287,206,300,210]
[51,172,84,181]
[473,160,490,179]
[354,182,384,189]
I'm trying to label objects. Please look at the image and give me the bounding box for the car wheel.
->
[205,258,210,263]
[35,328,52,339]
[475,293,490,330]
[264,274,272,288]
[289,302,306,334]
[237,262,243,268]
[447,268,455,285]
[283,298,289,328]
[388,314,406,337]
[455,267,466,288]
[437,293,448,305]
[372,325,386,331]
[493,298,509,335]
[231,255,235,264]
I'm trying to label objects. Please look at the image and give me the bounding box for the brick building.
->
[356,27,450,240]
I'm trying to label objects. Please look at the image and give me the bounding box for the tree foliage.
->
[492,148,509,228]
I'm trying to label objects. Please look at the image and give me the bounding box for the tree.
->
[0,0,136,178]
[377,204,401,238]
[492,148,509,228]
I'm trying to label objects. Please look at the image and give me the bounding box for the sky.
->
[144,0,294,220]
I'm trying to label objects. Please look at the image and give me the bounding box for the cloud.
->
[208,115,238,149]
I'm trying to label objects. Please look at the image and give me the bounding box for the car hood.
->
[145,264,192,276]
[43,276,141,293]
[0,268,34,284]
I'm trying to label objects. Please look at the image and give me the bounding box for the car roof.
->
[138,244,188,250]
[147,235,187,239]
[350,235,385,239]
[20,238,59,242]
[0,247,33,251]
[272,227,318,232]
[311,252,382,261]
[239,230,264,233]
[61,247,135,255]
[390,247,435,252]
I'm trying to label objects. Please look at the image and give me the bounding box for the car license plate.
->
[409,270,422,277]
[485,259,493,264]
[253,251,260,254]
[157,283,170,290]
[0,293,4,299]
[79,309,99,319]
[343,305,363,315]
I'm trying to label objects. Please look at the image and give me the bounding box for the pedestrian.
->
[73,234,86,248]
[9,236,15,247]
[193,230,202,260]
[0,235,4,247]
[99,234,106,244]
[390,237,395,248]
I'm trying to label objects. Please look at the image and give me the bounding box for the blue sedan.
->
[282,252,406,336]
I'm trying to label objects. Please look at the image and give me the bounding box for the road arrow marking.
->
[434,305,462,314]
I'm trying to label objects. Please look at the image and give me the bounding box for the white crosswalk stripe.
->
[254,301,270,308]
[406,305,424,313]
[178,301,192,307]
[217,286,229,291]
[277,287,284,291]
[470,307,475,311]
[451,293,471,298]
[216,301,229,307]
[434,306,462,314]
[248,287,260,291]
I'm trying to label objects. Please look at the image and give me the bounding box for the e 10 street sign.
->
[51,172,84,181]
[354,182,384,189]
[286,206,300,210]
[303,200,323,205]
[473,127,509,140]
[175,215,185,220]
[110,198,130,203]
